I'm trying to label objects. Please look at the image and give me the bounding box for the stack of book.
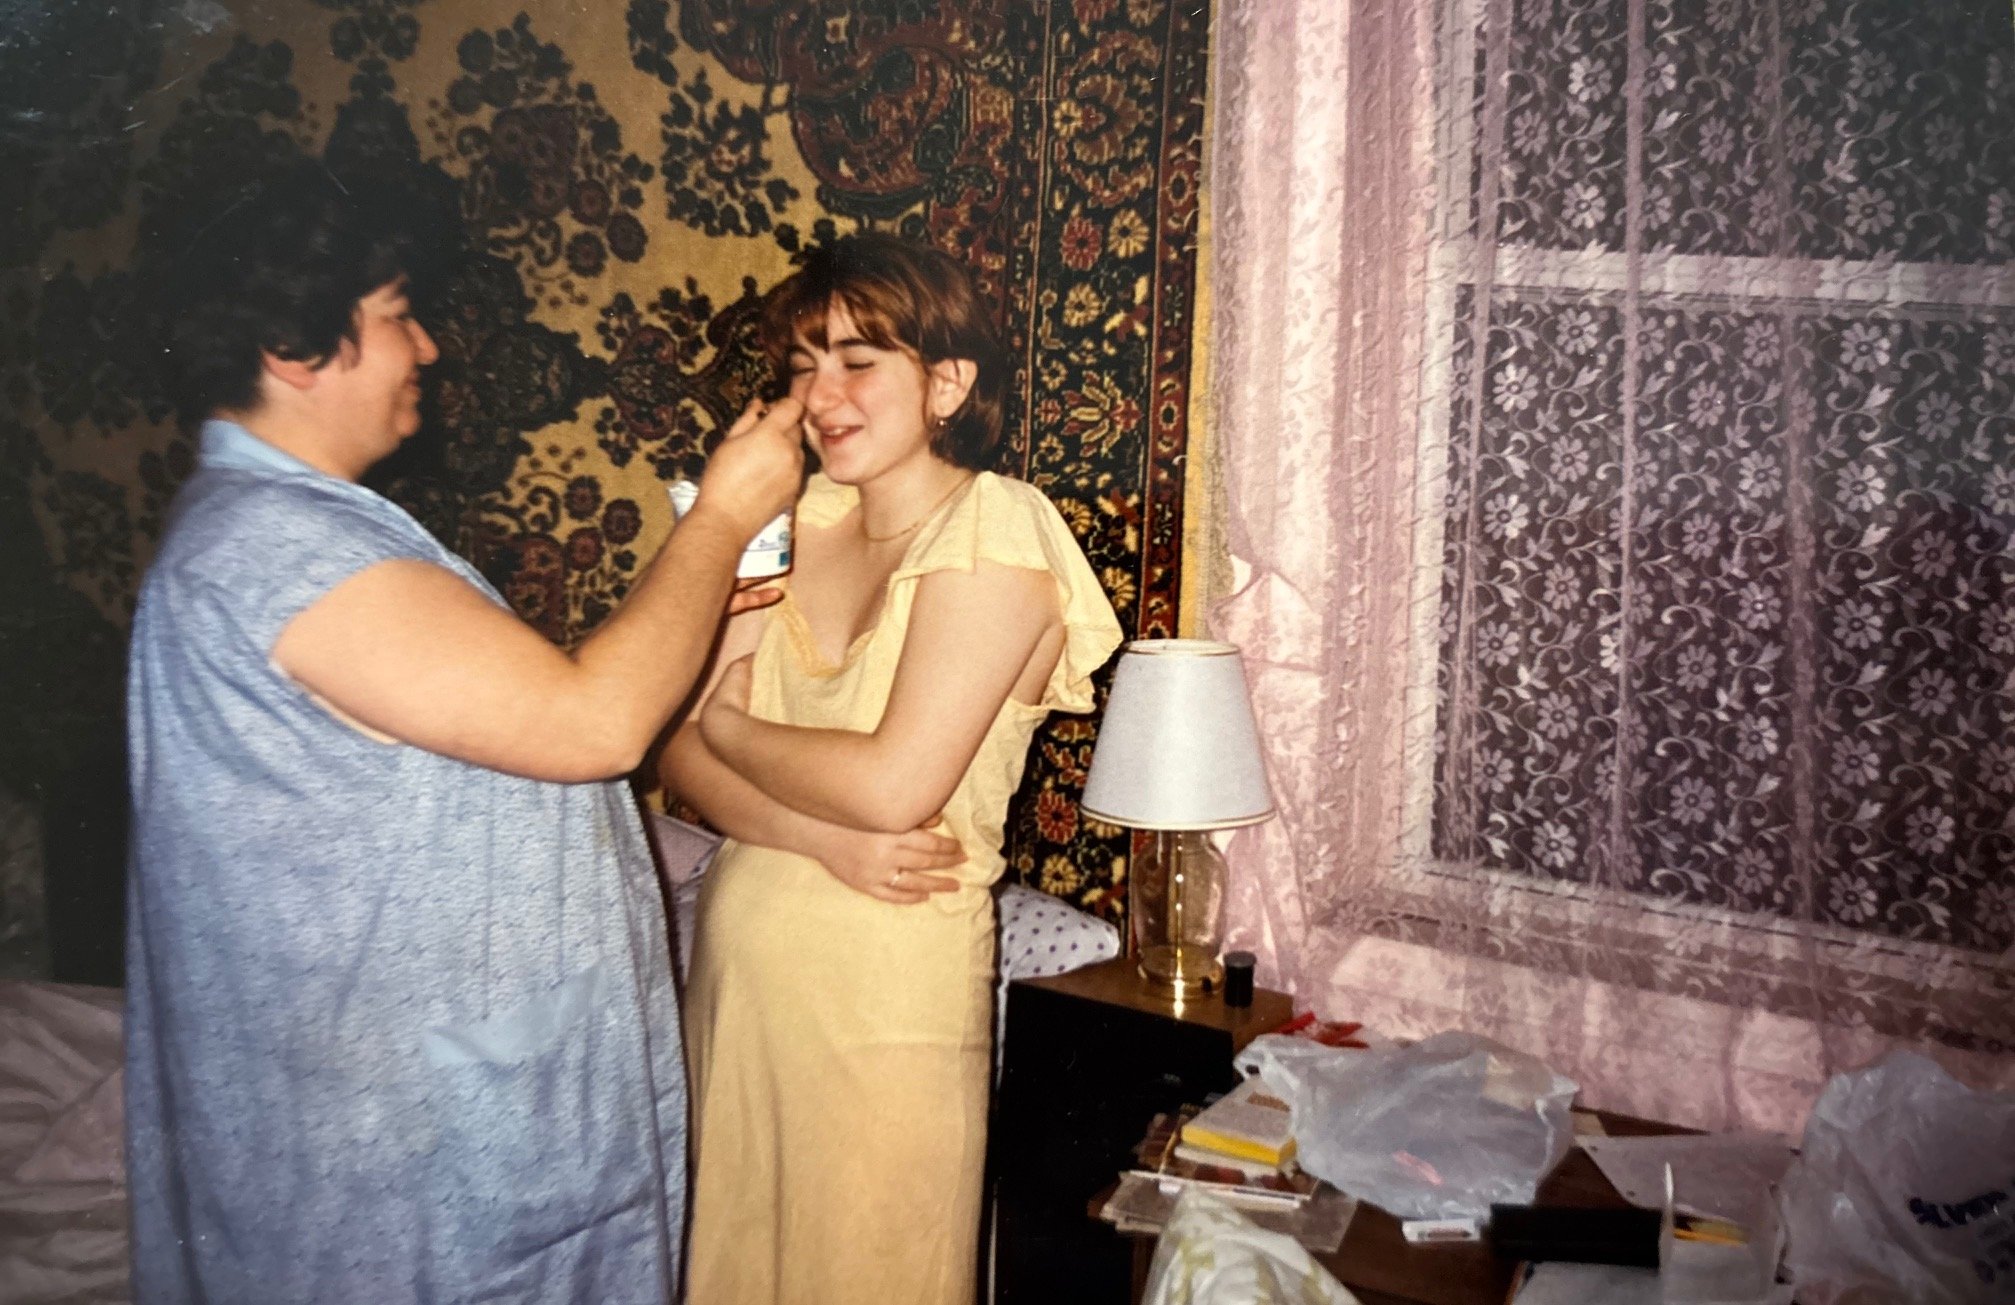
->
[1172,1075,1300,1178]
[1133,1102,1314,1209]
[1098,1077,1358,1252]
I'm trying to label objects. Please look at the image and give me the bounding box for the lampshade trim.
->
[1079,805,1276,832]
[1123,639,1239,658]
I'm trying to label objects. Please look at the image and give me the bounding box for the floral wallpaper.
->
[1,0,1211,973]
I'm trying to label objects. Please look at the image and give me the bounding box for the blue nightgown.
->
[125,420,685,1302]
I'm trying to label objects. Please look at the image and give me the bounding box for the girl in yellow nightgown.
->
[660,234,1122,1305]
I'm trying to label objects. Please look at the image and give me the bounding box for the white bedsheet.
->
[0,980,129,1305]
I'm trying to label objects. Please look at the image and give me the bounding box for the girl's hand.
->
[820,821,966,905]
[727,578,784,616]
[701,654,755,754]
[711,653,754,714]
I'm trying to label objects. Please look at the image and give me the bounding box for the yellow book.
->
[1178,1077,1298,1168]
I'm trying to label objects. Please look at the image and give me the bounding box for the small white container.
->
[666,479,792,580]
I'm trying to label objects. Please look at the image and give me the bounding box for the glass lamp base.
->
[1129,829,1229,996]
[1138,942,1225,994]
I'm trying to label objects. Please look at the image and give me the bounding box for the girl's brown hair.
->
[759,232,1007,470]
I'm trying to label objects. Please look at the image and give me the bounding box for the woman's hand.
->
[819,821,966,905]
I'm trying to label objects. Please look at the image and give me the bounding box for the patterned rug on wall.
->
[1,0,1209,931]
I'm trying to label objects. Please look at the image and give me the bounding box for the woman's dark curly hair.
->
[161,160,418,426]
[757,232,1008,470]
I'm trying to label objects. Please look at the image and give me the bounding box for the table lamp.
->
[1080,639,1274,994]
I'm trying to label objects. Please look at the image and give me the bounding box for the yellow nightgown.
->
[682,471,1122,1305]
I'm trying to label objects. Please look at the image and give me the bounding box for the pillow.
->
[996,881,1120,983]
[994,882,1120,1072]
[668,876,705,984]
[642,810,721,887]
[642,811,720,985]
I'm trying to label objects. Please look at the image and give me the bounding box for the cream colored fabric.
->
[1143,1190,1360,1305]
[683,471,1121,1304]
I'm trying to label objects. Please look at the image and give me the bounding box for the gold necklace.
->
[861,473,976,543]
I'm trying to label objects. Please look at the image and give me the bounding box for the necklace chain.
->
[861,473,975,543]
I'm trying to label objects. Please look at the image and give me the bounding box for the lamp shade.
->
[1080,639,1274,831]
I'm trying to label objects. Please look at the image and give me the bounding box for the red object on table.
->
[1273,1009,1368,1048]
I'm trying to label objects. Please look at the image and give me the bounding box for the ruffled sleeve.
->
[892,472,1123,713]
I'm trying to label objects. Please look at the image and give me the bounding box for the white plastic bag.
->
[1235,1030,1577,1220]
[1142,1188,1361,1305]
[1780,1051,2015,1305]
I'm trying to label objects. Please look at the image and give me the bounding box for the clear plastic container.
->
[1659,1164,1790,1305]
[666,479,792,580]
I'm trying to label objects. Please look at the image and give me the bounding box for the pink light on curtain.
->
[1208,0,2015,1131]
[1207,0,1440,1005]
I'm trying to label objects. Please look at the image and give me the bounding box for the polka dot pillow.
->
[996,882,1120,983]
[993,883,1118,1075]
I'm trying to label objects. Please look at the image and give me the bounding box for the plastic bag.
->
[1780,1051,2015,1305]
[1234,1030,1577,1220]
[1142,1189,1361,1305]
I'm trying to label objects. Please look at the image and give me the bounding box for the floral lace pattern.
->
[1440,298,2015,954]
[1487,0,2015,260]
[1214,0,2015,1130]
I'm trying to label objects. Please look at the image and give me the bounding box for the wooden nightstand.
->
[988,957,1294,1304]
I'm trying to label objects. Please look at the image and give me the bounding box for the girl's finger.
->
[726,587,784,615]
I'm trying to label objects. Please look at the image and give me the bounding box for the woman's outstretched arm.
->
[699,559,1062,833]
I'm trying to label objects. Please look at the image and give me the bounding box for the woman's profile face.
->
[784,302,941,486]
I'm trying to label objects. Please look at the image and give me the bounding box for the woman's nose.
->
[411,320,440,366]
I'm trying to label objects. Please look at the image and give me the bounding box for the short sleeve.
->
[164,474,453,658]
[893,473,1124,714]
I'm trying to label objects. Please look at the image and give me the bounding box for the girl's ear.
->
[926,357,978,423]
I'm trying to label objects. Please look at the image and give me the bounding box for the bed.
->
[0,980,128,1305]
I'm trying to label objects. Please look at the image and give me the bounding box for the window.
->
[1411,0,2015,1046]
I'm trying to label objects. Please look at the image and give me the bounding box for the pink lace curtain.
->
[1209,0,2015,1131]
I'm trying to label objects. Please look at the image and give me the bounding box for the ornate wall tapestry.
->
[0,0,1211,977]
